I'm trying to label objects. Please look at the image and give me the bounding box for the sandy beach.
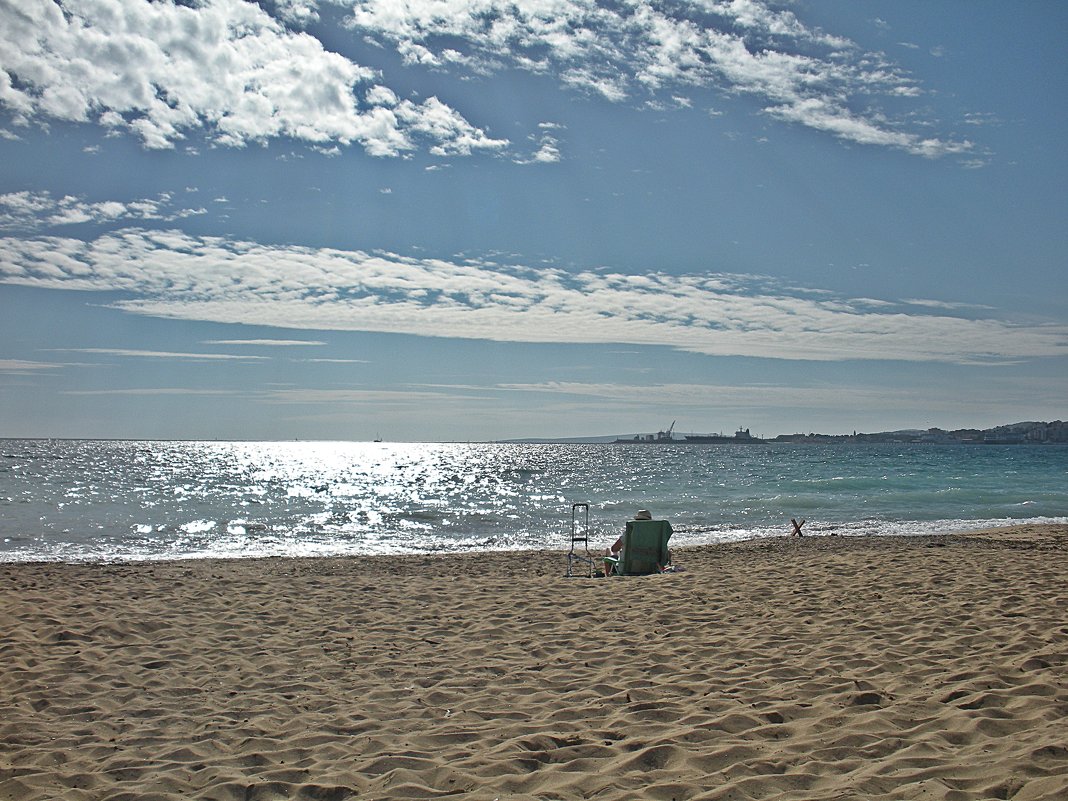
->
[2,525,1066,801]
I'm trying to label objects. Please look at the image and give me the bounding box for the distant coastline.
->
[503,419,1068,445]
[2,419,1065,446]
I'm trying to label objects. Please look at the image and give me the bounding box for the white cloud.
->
[342,0,971,157]
[0,358,63,373]
[0,190,206,231]
[490,380,921,412]
[61,387,243,395]
[51,347,270,361]
[963,112,1000,127]
[0,0,506,156]
[530,138,561,163]
[261,387,467,405]
[202,339,327,346]
[767,98,973,157]
[2,228,1065,365]
[901,299,993,312]
[487,379,1068,425]
[272,0,320,26]
[517,130,562,164]
[0,0,972,157]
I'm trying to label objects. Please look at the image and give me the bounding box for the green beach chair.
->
[603,519,673,576]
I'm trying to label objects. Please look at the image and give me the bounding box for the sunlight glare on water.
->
[0,439,1065,562]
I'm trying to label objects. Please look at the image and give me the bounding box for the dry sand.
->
[2,525,1067,801]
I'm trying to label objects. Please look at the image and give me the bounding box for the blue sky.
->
[1,0,1065,441]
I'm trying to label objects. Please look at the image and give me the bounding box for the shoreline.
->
[2,524,1066,800]
[5,518,1068,567]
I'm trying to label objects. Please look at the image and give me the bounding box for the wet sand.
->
[2,525,1067,800]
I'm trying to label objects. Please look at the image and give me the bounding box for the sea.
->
[1,439,1066,563]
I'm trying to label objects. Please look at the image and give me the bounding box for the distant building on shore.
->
[769,420,1067,445]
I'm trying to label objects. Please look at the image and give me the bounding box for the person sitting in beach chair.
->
[603,510,673,576]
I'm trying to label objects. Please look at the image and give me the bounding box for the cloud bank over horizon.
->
[1,228,1063,365]
[0,0,972,158]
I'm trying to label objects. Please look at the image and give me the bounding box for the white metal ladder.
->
[566,502,596,577]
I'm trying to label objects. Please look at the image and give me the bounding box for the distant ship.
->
[684,427,765,444]
[614,423,765,444]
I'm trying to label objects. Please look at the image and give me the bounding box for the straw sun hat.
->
[634,509,652,520]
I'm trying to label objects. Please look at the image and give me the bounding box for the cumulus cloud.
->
[2,228,1065,365]
[271,0,320,26]
[517,126,563,164]
[530,138,561,163]
[0,191,206,231]
[0,0,507,155]
[342,0,971,157]
[0,1,971,158]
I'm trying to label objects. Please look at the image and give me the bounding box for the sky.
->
[1,0,1066,442]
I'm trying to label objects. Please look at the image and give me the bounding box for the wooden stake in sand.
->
[791,517,806,536]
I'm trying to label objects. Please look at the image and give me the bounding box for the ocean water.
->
[1,439,1065,563]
